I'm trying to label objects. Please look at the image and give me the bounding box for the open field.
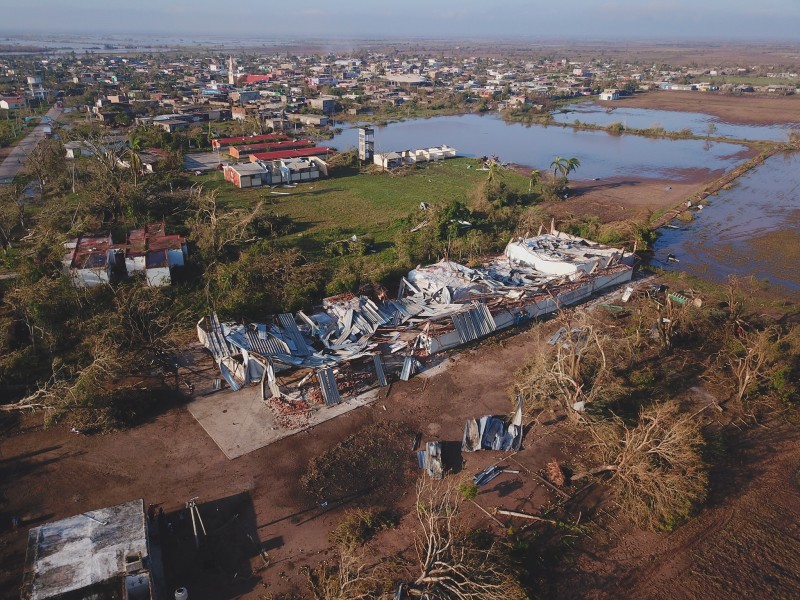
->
[618,91,800,125]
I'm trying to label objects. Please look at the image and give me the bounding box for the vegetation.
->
[511,272,800,533]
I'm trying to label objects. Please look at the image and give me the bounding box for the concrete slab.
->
[186,385,381,459]
[183,152,225,172]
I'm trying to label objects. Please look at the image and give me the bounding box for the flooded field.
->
[552,102,800,142]
[653,151,800,292]
[331,113,750,181]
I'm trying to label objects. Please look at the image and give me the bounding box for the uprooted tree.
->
[304,544,377,600]
[578,401,708,531]
[723,325,779,407]
[514,311,613,422]
[405,478,526,599]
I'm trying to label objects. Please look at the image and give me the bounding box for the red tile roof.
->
[249,147,333,161]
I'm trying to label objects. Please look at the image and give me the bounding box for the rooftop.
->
[22,499,148,600]
[249,147,332,161]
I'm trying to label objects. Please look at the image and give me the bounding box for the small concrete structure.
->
[599,88,620,101]
[373,145,456,170]
[126,222,188,287]
[21,499,154,600]
[267,156,328,183]
[62,233,120,288]
[223,162,268,188]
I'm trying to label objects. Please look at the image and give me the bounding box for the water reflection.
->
[330,113,750,181]
[551,102,799,142]
[653,152,800,292]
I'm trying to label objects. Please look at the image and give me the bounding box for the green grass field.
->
[195,158,522,243]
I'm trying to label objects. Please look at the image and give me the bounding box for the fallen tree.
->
[584,401,709,531]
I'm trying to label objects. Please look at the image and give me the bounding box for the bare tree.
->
[23,138,67,201]
[186,187,265,264]
[406,478,526,599]
[304,545,376,600]
[726,326,778,405]
[581,401,708,531]
[724,274,745,323]
[649,295,688,353]
[0,184,22,252]
[515,312,611,422]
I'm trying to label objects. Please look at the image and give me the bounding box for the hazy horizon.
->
[1,0,799,41]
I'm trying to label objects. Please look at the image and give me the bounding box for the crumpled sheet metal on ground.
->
[198,231,633,395]
[417,441,443,480]
[462,396,524,452]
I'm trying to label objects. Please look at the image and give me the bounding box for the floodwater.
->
[330,113,750,181]
[552,102,800,142]
[653,151,800,293]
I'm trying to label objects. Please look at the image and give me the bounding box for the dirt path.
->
[0,105,62,185]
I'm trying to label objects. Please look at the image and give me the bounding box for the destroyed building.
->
[197,229,634,420]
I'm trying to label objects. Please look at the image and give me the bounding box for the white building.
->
[21,499,155,600]
[599,89,620,101]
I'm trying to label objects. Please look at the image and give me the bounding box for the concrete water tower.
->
[358,126,374,163]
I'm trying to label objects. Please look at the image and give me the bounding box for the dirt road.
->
[0,105,62,185]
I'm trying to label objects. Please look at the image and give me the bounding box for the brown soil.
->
[559,421,800,599]
[2,313,799,598]
[619,92,800,126]
[547,173,713,224]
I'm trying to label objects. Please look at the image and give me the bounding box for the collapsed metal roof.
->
[197,230,635,409]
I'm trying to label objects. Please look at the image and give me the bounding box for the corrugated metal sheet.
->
[373,354,388,387]
[278,313,311,356]
[401,355,421,381]
[451,302,496,344]
[360,298,390,327]
[317,368,341,405]
[204,313,236,360]
[224,324,293,358]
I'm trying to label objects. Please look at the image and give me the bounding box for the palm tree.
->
[126,136,143,187]
[528,169,540,194]
[550,156,567,183]
[564,157,581,179]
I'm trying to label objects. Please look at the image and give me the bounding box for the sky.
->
[1,0,799,40]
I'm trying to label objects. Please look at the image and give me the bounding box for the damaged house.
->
[21,499,155,600]
[197,228,634,426]
[63,222,188,288]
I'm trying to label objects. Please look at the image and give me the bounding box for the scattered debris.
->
[462,396,524,452]
[417,441,444,480]
[494,508,559,525]
[546,459,566,487]
[197,231,634,430]
[473,465,504,487]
